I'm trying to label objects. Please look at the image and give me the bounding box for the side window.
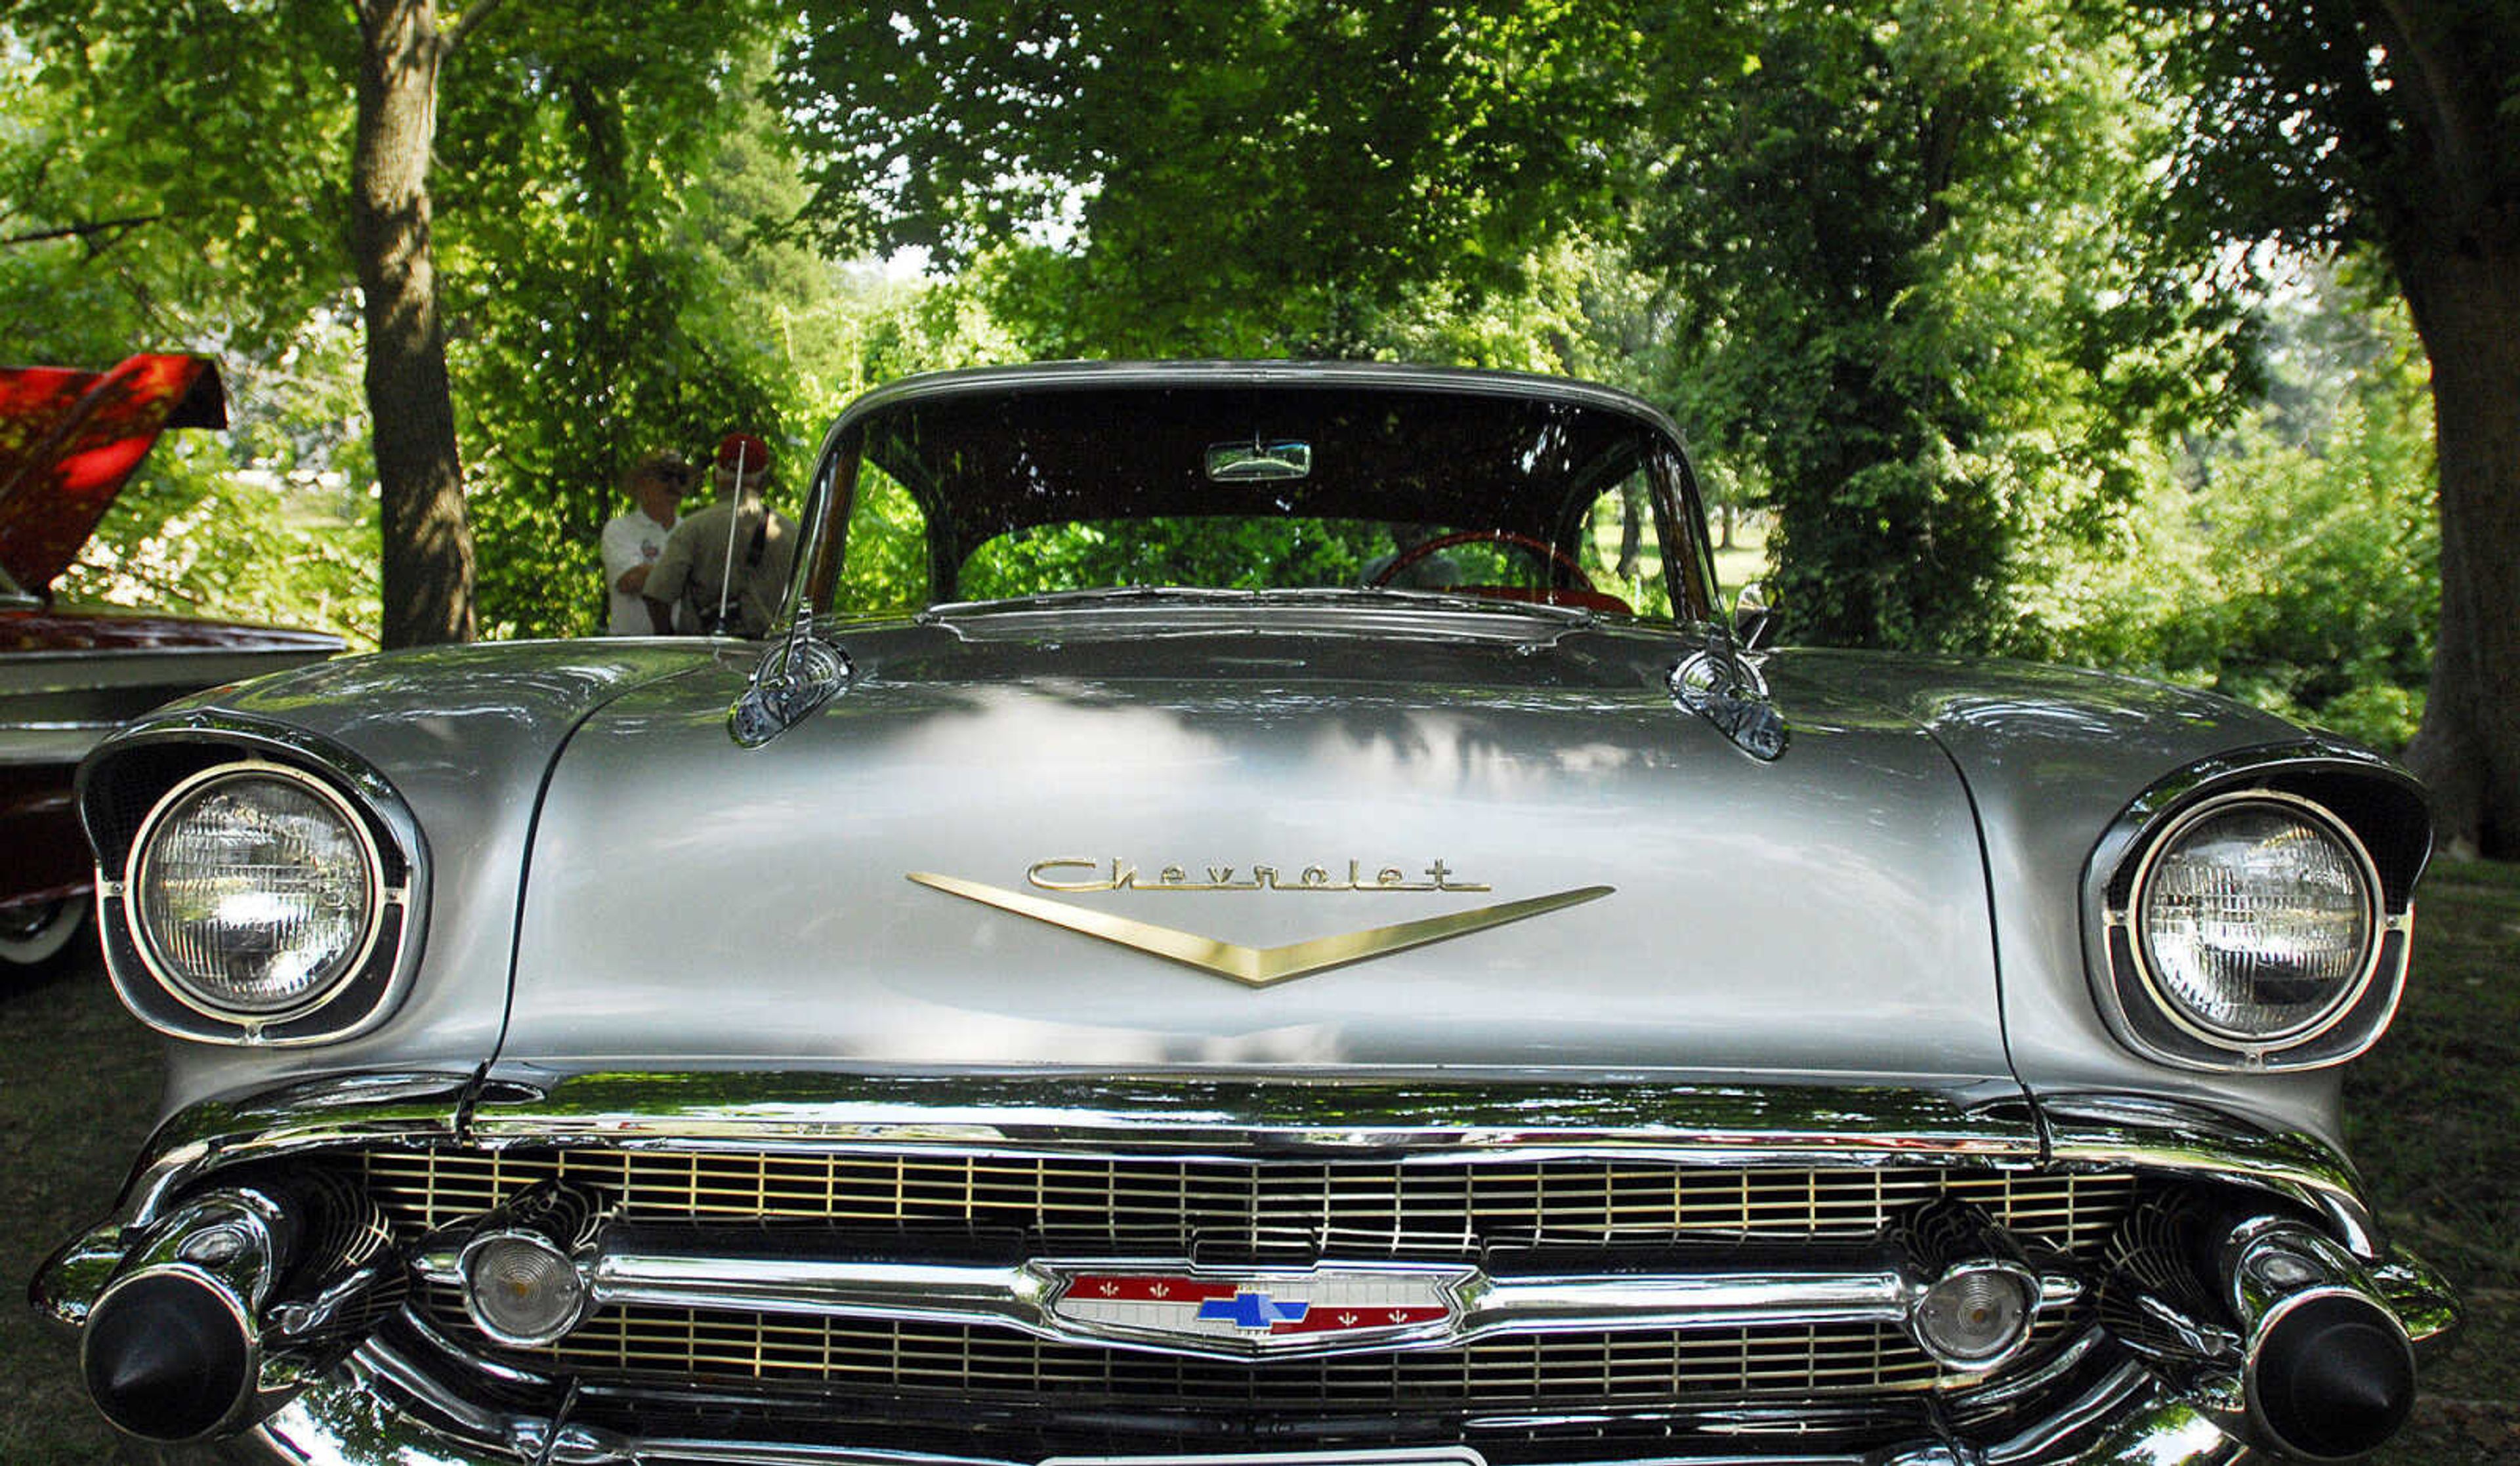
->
[833,463,933,614]
[1578,468,1676,620]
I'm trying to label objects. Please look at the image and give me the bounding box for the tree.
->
[7,0,486,645]
[6,0,782,645]
[778,0,1649,359]
[1635,0,2247,652]
[354,0,478,646]
[2009,265,2439,751]
[2141,0,2520,857]
[432,35,805,636]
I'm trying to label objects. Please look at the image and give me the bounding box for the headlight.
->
[129,765,384,1018]
[2129,793,2380,1046]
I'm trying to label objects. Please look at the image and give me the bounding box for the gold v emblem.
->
[906,871,1613,988]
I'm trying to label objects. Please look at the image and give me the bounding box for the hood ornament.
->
[1671,625,1787,761]
[730,630,852,747]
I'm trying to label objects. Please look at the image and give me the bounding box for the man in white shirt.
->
[600,450,692,635]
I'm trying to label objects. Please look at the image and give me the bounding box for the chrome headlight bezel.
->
[124,763,389,1024]
[2121,789,2385,1051]
[86,721,429,1047]
[2088,751,2424,1074]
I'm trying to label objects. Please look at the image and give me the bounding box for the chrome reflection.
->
[75,1175,401,1444]
[2101,1201,2443,1461]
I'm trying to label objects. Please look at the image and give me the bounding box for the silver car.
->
[34,362,2454,1465]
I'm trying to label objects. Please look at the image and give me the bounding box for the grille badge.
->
[1045,1264,1471,1356]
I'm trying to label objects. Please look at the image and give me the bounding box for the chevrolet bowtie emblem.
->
[905,871,1612,987]
[1046,1267,1469,1354]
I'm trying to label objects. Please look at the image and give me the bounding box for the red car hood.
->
[0,354,226,594]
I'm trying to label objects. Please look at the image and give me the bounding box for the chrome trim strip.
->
[1985,1361,2246,1465]
[0,640,341,662]
[111,1073,476,1233]
[2035,1093,2380,1257]
[408,1235,2084,1364]
[0,724,117,767]
[464,1070,2047,1162]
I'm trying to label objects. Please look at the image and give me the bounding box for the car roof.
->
[828,360,1688,444]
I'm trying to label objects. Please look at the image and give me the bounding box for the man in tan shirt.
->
[641,432,798,638]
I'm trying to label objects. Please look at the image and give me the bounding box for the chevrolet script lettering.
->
[1047,1265,1469,1357]
[1030,857,1491,893]
[906,868,1614,988]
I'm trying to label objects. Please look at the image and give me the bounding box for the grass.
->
[1712,538,1769,605]
[2354,856,2520,1463]
[3,860,2513,1463]
[1,948,171,1465]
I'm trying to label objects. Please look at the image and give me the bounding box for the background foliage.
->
[0,0,2445,757]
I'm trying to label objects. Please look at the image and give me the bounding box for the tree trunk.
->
[352,0,476,647]
[2399,238,2520,859]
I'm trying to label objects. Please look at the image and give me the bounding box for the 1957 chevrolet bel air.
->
[34,362,2454,1464]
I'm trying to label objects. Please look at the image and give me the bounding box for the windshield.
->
[805,370,1713,623]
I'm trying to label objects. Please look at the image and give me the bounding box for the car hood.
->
[0,354,226,594]
[501,610,2011,1084]
[3,604,344,655]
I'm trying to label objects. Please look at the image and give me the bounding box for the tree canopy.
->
[1637,0,2249,651]
[2,0,2502,851]
[780,0,1647,358]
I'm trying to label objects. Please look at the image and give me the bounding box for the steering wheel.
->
[1368,528,1603,595]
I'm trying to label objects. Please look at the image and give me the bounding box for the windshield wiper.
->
[917,584,1604,627]
[1343,585,1601,623]
[919,586,1259,619]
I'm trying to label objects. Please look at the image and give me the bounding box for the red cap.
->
[715,432,770,471]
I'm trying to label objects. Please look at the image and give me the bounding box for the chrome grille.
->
[362,1149,2136,1259]
[416,1281,2064,1407]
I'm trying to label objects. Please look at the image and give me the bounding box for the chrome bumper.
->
[236,1347,2250,1465]
[36,1072,2457,1466]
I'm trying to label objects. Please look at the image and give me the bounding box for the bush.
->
[2011,268,2435,753]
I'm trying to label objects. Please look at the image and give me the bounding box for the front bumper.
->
[33,1073,2457,1465]
[240,1345,2249,1465]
